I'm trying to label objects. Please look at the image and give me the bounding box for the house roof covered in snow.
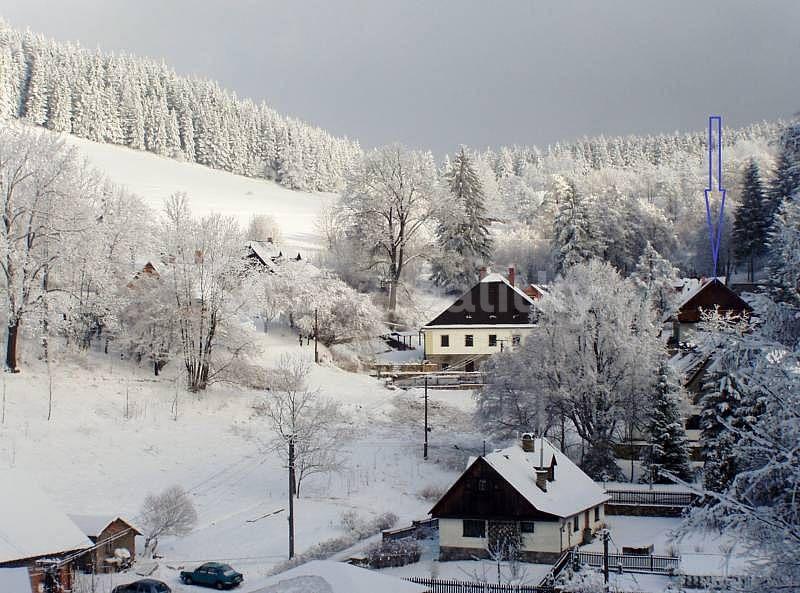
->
[431,437,609,520]
[668,278,752,323]
[0,568,33,593]
[68,515,141,539]
[246,240,281,272]
[0,470,93,564]
[253,560,430,593]
[424,273,536,328]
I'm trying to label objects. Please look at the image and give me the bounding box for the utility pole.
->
[423,375,429,460]
[602,528,610,590]
[288,436,295,559]
[314,308,319,364]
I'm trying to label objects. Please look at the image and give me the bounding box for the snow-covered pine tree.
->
[765,124,800,307]
[630,241,679,315]
[681,322,800,592]
[765,122,800,225]
[550,175,600,274]
[641,362,692,484]
[732,159,769,281]
[698,314,765,494]
[431,147,492,292]
[766,196,800,307]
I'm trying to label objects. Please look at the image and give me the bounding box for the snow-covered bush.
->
[268,535,356,575]
[417,482,447,502]
[367,540,421,568]
[340,510,398,538]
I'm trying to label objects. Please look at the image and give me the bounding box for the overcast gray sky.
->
[2,1,798,154]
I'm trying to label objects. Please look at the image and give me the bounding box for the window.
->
[520,521,535,533]
[594,507,600,522]
[477,478,490,492]
[440,334,450,347]
[465,334,474,347]
[488,334,497,347]
[463,519,486,538]
[573,515,580,532]
[512,335,521,346]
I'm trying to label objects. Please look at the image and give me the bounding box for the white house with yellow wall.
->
[430,435,609,563]
[421,272,537,371]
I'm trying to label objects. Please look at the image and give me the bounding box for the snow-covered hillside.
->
[57,128,333,251]
[0,329,475,592]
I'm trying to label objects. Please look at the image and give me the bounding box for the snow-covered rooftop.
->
[474,437,609,518]
[0,568,32,593]
[253,560,429,593]
[0,470,93,563]
[480,272,537,306]
[247,240,281,270]
[68,515,140,538]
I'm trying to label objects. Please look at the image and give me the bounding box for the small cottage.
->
[430,435,609,563]
[421,269,537,371]
[668,278,752,344]
[69,515,140,573]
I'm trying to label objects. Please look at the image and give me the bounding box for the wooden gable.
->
[430,457,558,521]
[677,279,752,323]
[425,279,534,327]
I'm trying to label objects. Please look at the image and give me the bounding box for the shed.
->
[69,515,140,573]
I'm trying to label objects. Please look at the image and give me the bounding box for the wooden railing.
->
[606,489,697,507]
[404,577,554,592]
[573,550,680,574]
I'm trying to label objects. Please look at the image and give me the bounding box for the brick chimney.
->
[479,266,488,280]
[535,468,548,492]
[521,433,535,452]
[507,266,516,287]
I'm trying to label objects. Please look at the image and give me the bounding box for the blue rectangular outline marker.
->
[704,115,726,279]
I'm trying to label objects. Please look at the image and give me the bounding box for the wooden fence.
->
[573,550,680,574]
[404,577,554,593]
[606,489,697,507]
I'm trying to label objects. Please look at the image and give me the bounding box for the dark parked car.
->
[112,579,171,593]
[180,563,244,589]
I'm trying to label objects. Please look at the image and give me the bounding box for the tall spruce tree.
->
[765,123,800,224]
[551,176,600,275]
[431,147,492,292]
[641,362,693,484]
[732,159,768,281]
[700,363,743,493]
[765,123,800,306]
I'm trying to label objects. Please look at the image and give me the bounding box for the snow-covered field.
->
[50,128,332,252]
[0,328,479,592]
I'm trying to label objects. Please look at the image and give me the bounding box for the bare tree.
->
[338,145,438,317]
[138,484,198,556]
[0,126,95,371]
[160,194,250,391]
[246,213,283,244]
[253,355,346,496]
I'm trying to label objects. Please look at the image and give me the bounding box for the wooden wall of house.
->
[78,520,137,573]
[431,458,557,522]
